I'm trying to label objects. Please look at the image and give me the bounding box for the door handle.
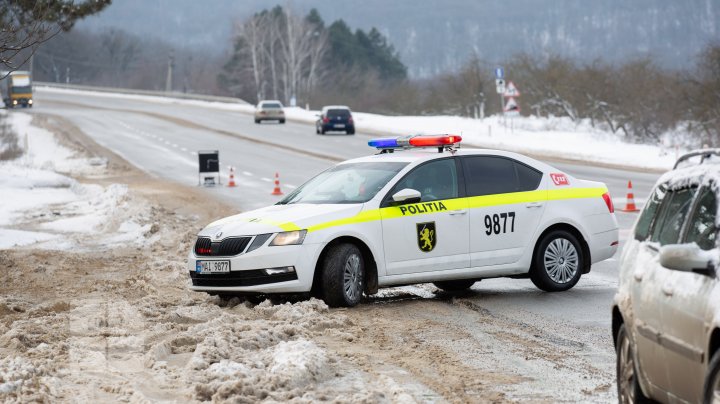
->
[526,202,543,208]
[633,270,643,282]
[662,284,674,297]
[448,210,467,216]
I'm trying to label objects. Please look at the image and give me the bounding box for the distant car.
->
[187,134,618,307]
[254,100,285,124]
[316,106,354,135]
[612,149,720,403]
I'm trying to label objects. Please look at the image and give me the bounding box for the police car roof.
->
[341,148,556,173]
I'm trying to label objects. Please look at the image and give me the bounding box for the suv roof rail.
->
[674,149,720,169]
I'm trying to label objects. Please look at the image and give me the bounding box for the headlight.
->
[270,230,307,246]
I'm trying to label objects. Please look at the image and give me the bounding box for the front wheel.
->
[616,324,651,403]
[704,349,720,404]
[530,230,583,292]
[321,243,364,307]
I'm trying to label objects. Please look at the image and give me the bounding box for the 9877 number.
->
[485,212,515,235]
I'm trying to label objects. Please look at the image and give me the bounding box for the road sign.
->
[504,97,520,116]
[504,81,520,98]
[495,78,505,94]
[198,150,220,186]
[495,67,504,79]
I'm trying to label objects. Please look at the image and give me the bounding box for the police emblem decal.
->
[416,222,436,252]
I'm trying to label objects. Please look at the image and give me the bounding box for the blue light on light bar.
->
[368,138,399,148]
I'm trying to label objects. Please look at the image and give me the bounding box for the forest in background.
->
[26,6,720,147]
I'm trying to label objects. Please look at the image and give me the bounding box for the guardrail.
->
[35,82,249,105]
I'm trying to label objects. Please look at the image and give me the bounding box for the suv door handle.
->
[449,210,467,216]
[662,284,674,296]
[526,202,543,208]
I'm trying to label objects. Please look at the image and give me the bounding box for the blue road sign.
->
[495,67,504,79]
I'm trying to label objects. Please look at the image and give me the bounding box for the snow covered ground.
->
[38,85,680,171]
[0,112,152,250]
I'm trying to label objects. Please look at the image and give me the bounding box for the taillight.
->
[348,116,354,123]
[602,192,614,213]
[322,117,329,123]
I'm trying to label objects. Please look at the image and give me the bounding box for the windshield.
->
[11,86,31,94]
[278,162,408,204]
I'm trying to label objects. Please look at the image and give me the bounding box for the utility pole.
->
[165,50,174,92]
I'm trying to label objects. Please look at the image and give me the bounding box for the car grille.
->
[194,237,251,256]
[189,269,298,287]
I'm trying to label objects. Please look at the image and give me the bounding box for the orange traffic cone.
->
[271,172,283,195]
[228,166,237,187]
[621,180,639,212]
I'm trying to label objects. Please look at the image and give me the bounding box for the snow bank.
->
[0,112,155,250]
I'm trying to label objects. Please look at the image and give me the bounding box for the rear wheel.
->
[254,119,260,124]
[616,324,651,403]
[704,349,720,404]
[530,230,583,292]
[347,128,355,135]
[433,279,476,291]
[321,243,364,307]
[279,119,285,124]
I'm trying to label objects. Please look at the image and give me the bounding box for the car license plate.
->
[196,260,230,274]
[334,124,345,128]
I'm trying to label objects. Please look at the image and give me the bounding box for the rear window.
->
[327,109,351,117]
[462,156,541,196]
[261,102,283,109]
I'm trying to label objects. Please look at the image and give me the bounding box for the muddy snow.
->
[0,111,618,403]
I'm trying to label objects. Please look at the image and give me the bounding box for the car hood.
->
[198,203,364,239]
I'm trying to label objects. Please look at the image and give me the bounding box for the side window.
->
[684,188,717,250]
[391,159,458,202]
[650,187,697,246]
[463,156,516,196]
[515,162,542,191]
[634,184,667,241]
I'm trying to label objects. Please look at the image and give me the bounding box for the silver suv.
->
[612,149,720,403]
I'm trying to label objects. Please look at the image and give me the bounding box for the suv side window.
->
[650,187,697,245]
[634,184,667,241]
[462,156,542,196]
[389,158,458,203]
[684,187,717,250]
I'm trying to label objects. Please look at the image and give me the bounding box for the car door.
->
[632,185,697,396]
[461,155,546,268]
[657,186,717,402]
[380,157,470,275]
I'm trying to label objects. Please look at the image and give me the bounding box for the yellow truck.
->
[2,71,33,108]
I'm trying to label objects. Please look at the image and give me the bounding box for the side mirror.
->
[659,243,716,277]
[391,188,421,205]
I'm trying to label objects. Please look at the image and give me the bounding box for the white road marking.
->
[285,184,297,189]
[190,151,197,155]
[172,144,178,148]
[261,177,272,182]
[181,147,187,152]
[242,171,253,176]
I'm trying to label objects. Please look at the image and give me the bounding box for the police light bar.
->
[368,135,462,150]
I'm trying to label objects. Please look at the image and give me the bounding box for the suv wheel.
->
[530,230,583,291]
[704,349,720,403]
[616,324,651,403]
[321,243,364,307]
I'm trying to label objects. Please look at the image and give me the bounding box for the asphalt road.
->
[29,87,665,400]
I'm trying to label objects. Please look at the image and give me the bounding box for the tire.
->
[347,129,355,135]
[616,324,652,403]
[433,279,476,291]
[279,119,285,124]
[320,128,325,135]
[316,126,320,134]
[530,229,583,292]
[704,349,720,404]
[254,119,260,124]
[321,243,364,307]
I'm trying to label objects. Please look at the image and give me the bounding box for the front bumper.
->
[186,242,323,294]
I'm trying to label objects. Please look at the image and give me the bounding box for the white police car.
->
[188,135,619,307]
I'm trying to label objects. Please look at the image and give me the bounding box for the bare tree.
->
[0,0,111,74]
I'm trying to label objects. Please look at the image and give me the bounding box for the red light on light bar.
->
[408,135,462,147]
